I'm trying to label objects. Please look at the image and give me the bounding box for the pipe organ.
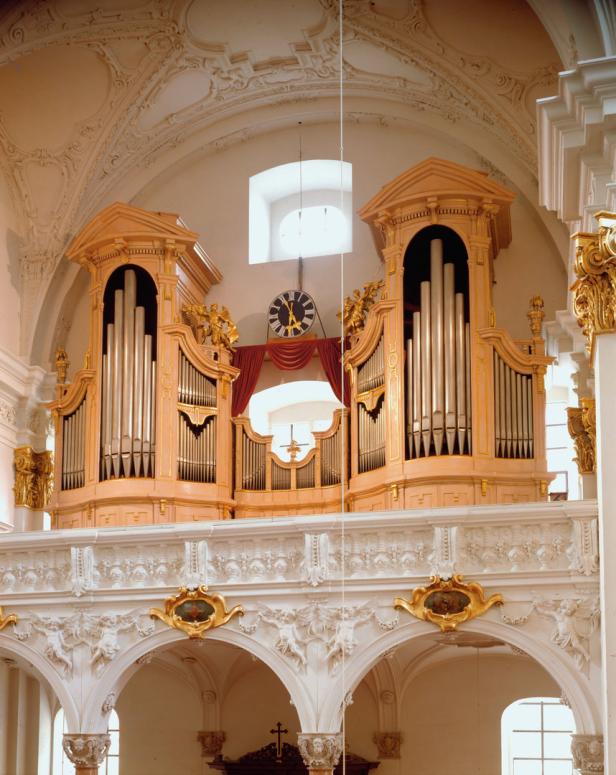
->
[45,160,553,527]
[233,410,347,518]
[346,157,553,510]
[406,239,471,458]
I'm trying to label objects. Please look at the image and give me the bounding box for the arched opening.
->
[501,697,575,774]
[111,639,302,773]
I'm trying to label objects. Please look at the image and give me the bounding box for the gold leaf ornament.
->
[394,574,503,632]
[150,586,244,639]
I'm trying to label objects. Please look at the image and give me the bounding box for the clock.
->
[268,290,316,338]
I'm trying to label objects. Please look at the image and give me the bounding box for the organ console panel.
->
[347,157,553,510]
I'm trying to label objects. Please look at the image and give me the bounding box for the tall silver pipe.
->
[494,351,501,456]
[465,322,472,454]
[111,288,124,478]
[430,240,444,455]
[443,262,456,455]
[412,312,422,457]
[420,280,432,456]
[133,306,145,476]
[406,339,413,457]
[151,361,156,475]
[527,378,534,457]
[104,323,114,479]
[143,335,152,477]
[121,269,136,477]
[455,294,466,454]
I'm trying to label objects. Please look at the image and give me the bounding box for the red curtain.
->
[231,337,350,415]
[231,345,266,417]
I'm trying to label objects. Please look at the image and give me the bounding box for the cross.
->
[269,721,288,759]
[285,423,309,462]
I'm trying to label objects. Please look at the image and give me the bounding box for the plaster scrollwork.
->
[502,596,600,673]
[14,610,154,676]
[303,533,329,587]
[240,602,393,673]
[70,546,94,597]
[0,398,17,428]
[297,733,343,771]
[101,692,116,715]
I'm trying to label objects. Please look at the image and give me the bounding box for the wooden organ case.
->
[47,203,238,528]
[346,158,553,511]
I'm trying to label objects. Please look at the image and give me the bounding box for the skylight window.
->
[249,160,352,263]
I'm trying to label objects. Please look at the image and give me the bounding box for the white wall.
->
[0,174,21,356]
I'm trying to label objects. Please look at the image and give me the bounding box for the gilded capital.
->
[13,446,53,509]
[572,211,616,357]
[567,399,596,475]
[571,734,603,774]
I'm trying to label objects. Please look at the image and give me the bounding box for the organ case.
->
[47,203,237,528]
[346,158,553,510]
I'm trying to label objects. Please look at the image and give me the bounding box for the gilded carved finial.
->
[338,279,384,337]
[572,211,616,356]
[13,446,53,509]
[55,347,69,384]
[567,398,596,474]
[527,295,545,338]
[183,303,239,351]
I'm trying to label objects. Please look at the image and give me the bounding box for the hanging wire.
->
[298,121,304,291]
[338,0,347,772]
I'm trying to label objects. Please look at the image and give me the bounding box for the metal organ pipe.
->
[493,351,534,459]
[407,238,472,458]
[101,269,156,480]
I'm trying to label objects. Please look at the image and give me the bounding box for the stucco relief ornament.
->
[394,575,503,632]
[297,733,343,770]
[572,212,616,357]
[63,734,111,768]
[571,734,604,774]
[533,596,599,673]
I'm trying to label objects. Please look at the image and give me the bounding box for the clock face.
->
[268,290,316,338]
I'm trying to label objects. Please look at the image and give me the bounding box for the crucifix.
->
[269,721,288,759]
[284,423,309,462]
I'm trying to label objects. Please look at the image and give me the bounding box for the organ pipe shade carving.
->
[406,238,471,458]
[100,267,157,480]
[62,399,86,490]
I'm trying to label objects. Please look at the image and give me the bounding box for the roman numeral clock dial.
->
[268,290,316,338]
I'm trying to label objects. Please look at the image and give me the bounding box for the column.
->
[63,734,110,775]
[572,213,616,773]
[572,734,604,774]
[297,733,343,775]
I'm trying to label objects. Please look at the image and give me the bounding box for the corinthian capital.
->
[567,398,596,474]
[297,733,343,771]
[572,211,616,356]
[63,734,110,768]
[571,733,604,774]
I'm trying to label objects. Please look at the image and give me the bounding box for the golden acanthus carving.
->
[572,213,616,356]
[338,280,384,337]
[567,399,596,475]
[150,586,243,639]
[13,446,53,509]
[183,304,239,351]
[394,575,503,632]
[0,607,17,632]
[55,347,69,384]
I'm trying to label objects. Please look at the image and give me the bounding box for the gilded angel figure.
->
[338,279,384,337]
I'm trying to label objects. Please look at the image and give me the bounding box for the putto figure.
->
[338,279,384,337]
[183,303,239,351]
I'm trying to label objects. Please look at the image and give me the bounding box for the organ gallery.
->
[47,158,553,528]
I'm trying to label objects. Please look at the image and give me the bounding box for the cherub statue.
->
[534,597,599,671]
[258,607,307,668]
[31,616,73,675]
[338,279,384,337]
[325,606,374,672]
[183,303,239,351]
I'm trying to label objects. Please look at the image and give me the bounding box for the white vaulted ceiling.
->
[0,0,604,362]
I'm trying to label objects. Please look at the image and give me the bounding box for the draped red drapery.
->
[231,337,350,416]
